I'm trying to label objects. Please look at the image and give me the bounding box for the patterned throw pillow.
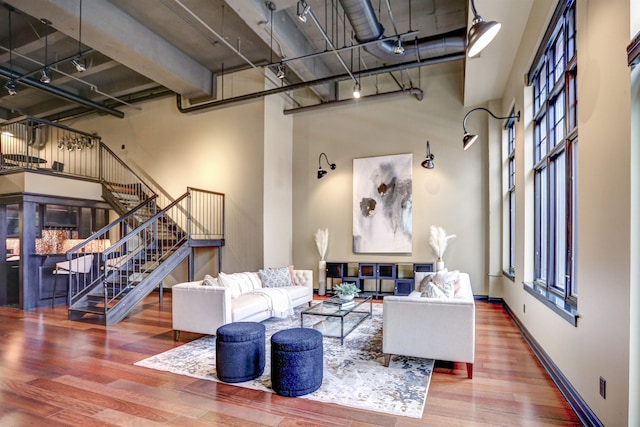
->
[259,267,292,288]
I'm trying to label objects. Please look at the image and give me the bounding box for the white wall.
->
[495,0,633,425]
[292,61,487,295]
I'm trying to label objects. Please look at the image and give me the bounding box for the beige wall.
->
[494,0,633,425]
[74,92,267,279]
[629,2,640,425]
[291,61,487,295]
[263,74,294,268]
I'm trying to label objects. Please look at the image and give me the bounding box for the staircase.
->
[61,144,224,325]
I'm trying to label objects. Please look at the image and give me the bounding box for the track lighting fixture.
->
[71,0,87,72]
[297,1,311,23]
[462,107,520,151]
[4,80,17,96]
[421,141,435,169]
[352,82,361,99]
[467,0,501,57]
[393,38,405,55]
[41,18,52,83]
[276,64,286,79]
[40,69,52,84]
[71,56,86,73]
[317,152,336,179]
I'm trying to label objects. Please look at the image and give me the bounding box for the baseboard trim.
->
[495,298,603,427]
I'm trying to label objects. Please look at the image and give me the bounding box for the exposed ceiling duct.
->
[339,0,466,62]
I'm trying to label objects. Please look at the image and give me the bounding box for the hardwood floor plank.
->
[0,295,581,426]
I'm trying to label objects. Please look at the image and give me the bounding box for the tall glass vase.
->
[318,259,327,296]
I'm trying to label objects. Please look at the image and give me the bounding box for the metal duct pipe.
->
[0,65,125,119]
[177,52,463,114]
[339,0,466,61]
[283,88,423,115]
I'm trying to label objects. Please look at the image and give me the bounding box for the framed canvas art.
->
[352,153,412,253]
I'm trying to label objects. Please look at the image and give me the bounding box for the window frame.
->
[528,0,578,314]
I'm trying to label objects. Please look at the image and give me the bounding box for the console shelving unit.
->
[325,262,434,298]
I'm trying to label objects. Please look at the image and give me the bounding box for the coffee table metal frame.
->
[300,296,373,344]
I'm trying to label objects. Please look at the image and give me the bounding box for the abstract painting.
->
[353,153,412,253]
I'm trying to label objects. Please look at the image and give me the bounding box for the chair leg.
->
[52,270,59,308]
[466,363,473,379]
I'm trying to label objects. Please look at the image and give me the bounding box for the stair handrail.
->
[101,192,189,258]
[63,196,159,306]
[98,192,190,307]
[63,196,159,259]
[99,142,156,196]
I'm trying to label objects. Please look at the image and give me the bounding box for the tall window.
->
[506,114,516,277]
[530,0,577,306]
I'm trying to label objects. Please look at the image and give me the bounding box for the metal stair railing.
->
[100,142,173,212]
[99,193,190,309]
[187,187,225,242]
[64,196,159,307]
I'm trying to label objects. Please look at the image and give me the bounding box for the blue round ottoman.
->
[216,322,265,383]
[271,328,323,397]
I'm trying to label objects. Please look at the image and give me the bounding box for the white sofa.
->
[382,271,475,378]
[171,269,313,340]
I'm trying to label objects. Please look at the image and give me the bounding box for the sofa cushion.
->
[232,293,271,321]
[259,267,292,288]
[286,284,311,303]
[218,272,243,299]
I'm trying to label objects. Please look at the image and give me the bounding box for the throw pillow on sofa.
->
[259,267,292,288]
[421,281,447,299]
[218,272,243,299]
[202,274,217,286]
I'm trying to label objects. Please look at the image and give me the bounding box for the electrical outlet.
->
[599,377,606,399]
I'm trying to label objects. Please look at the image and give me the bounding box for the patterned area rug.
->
[135,303,433,418]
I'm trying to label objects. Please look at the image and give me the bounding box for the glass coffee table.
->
[300,295,373,344]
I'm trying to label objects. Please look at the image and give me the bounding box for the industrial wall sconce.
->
[462,107,520,151]
[467,0,501,57]
[317,152,336,179]
[297,0,310,23]
[421,141,435,169]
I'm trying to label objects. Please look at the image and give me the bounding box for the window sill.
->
[502,270,515,282]
[523,282,579,326]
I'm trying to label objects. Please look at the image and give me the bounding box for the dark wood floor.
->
[0,293,582,426]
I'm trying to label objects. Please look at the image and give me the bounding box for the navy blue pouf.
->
[216,322,265,383]
[271,328,323,397]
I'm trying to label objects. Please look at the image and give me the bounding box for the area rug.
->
[135,303,433,418]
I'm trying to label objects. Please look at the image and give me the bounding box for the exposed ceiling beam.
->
[6,0,213,99]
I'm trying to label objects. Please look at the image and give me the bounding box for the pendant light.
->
[40,19,52,84]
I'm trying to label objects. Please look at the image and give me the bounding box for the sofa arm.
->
[293,269,313,288]
[383,296,475,364]
[171,281,232,339]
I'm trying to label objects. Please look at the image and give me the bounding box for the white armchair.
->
[382,272,475,378]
